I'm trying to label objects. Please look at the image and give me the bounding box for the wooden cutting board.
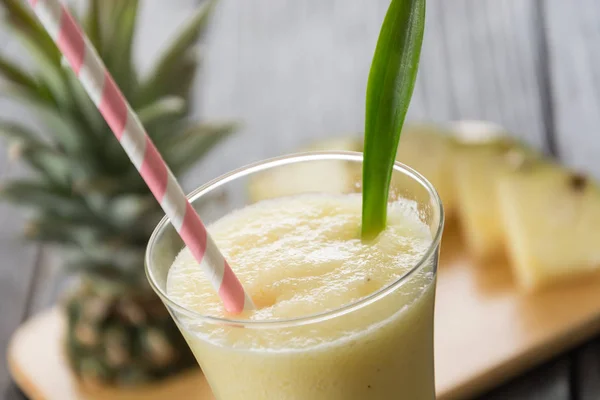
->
[9,225,600,400]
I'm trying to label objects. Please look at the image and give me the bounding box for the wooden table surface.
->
[2,1,600,399]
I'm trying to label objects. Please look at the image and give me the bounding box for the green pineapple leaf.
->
[361,0,425,238]
[0,121,42,145]
[0,180,89,218]
[25,218,91,246]
[167,122,236,175]
[18,143,72,187]
[15,29,69,107]
[137,0,216,106]
[64,70,106,137]
[138,97,186,128]
[25,214,111,251]
[1,0,69,107]
[0,54,41,92]
[0,0,61,64]
[84,0,103,52]
[2,86,85,154]
[106,195,156,228]
[149,53,198,111]
[104,0,139,99]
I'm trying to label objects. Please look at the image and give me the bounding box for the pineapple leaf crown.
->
[0,0,234,283]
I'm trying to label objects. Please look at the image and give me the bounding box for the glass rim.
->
[145,151,444,329]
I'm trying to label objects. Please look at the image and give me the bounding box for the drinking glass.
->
[146,152,444,400]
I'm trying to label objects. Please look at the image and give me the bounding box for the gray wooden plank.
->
[24,248,66,316]
[193,0,548,191]
[544,3,600,396]
[478,358,571,400]
[0,29,44,398]
[0,189,39,398]
[2,386,26,400]
[1,6,77,398]
[420,0,546,149]
[574,341,600,400]
[0,144,40,397]
[191,0,388,188]
[544,0,600,177]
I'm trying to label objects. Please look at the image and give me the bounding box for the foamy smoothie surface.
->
[166,194,437,399]
[167,194,433,323]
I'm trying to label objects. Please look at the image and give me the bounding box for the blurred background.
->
[1,0,599,399]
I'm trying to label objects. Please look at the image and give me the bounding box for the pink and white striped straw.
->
[27,0,254,313]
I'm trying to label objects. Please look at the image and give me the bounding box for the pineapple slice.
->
[249,125,458,210]
[396,123,457,217]
[303,136,363,152]
[498,162,600,289]
[248,137,362,202]
[450,121,536,259]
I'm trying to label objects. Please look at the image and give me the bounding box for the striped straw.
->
[27,0,254,314]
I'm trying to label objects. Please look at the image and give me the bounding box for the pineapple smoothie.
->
[166,193,437,400]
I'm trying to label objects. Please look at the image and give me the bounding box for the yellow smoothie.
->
[167,194,436,399]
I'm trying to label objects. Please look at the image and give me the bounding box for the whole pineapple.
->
[0,0,234,387]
